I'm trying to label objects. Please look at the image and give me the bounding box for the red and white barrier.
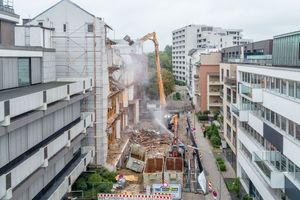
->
[98,193,172,199]
[208,180,213,191]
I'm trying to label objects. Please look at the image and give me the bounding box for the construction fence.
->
[98,194,172,200]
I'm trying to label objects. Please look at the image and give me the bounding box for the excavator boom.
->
[139,32,166,108]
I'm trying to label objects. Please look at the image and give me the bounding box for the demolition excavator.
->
[124,32,180,150]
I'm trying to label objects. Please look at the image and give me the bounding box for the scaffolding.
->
[50,17,109,165]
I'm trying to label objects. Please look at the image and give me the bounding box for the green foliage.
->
[198,115,208,121]
[211,135,221,148]
[206,124,221,148]
[173,92,181,100]
[175,80,186,86]
[226,177,241,198]
[72,167,118,198]
[74,177,88,191]
[242,194,253,200]
[213,111,220,120]
[147,45,172,72]
[203,110,210,115]
[219,163,227,171]
[146,68,175,99]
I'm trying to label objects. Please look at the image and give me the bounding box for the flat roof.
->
[274,30,300,39]
[0,82,73,101]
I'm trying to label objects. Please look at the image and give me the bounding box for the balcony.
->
[239,84,263,103]
[209,90,221,96]
[225,55,272,66]
[209,80,221,86]
[231,104,249,122]
[42,148,94,200]
[224,77,237,87]
[0,112,94,200]
[0,78,93,126]
[220,90,224,99]
[253,151,285,189]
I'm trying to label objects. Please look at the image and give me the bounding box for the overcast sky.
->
[15,0,300,52]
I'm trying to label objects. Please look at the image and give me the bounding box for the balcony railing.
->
[239,84,263,102]
[0,112,94,199]
[253,151,285,188]
[224,77,237,86]
[223,55,272,66]
[47,148,94,200]
[0,78,93,126]
[231,104,249,122]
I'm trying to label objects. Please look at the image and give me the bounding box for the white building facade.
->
[172,24,252,86]
[0,1,95,199]
[236,64,300,200]
[26,0,109,166]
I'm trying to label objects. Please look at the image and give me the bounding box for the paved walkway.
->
[188,113,232,200]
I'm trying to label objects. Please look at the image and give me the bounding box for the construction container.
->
[164,157,184,185]
[143,157,164,186]
[126,144,146,173]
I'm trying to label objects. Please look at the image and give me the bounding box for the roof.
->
[31,0,97,21]
[274,30,300,39]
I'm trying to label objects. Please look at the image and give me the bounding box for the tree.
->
[146,68,175,100]
[147,45,173,72]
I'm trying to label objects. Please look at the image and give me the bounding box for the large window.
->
[18,58,31,86]
[289,81,295,97]
[281,80,287,95]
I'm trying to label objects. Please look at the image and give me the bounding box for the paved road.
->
[189,113,232,200]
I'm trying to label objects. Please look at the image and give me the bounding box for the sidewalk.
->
[189,113,232,200]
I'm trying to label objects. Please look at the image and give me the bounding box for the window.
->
[87,24,94,32]
[289,81,295,97]
[281,116,287,132]
[221,69,224,81]
[299,43,300,59]
[288,120,295,137]
[296,124,300,140]
[38,22,43,27]
[296,82,300,99]
[275,113,281,128]
[18,58,31,86]
[281,80,287,95]
[63,23,67,32]
[226,70,229,77]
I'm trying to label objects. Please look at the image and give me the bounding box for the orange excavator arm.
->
[139,32,166,108]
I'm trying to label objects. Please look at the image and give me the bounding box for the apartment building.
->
[227,31,300,200]
[220,39,273,171]
[172,24,252,85]
[188,51,222,112]
[0,1,95,199]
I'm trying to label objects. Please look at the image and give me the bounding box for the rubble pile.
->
[130,128,172,149]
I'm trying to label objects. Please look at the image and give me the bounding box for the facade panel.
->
[31,58,42,84]
[2,58,18,89]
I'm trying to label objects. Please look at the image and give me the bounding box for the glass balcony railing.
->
[253,151,300,186]
[224,77,237,86]
[231,104,239,116]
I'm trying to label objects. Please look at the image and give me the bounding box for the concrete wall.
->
[0,20,15,46]
[15,26,54,48]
